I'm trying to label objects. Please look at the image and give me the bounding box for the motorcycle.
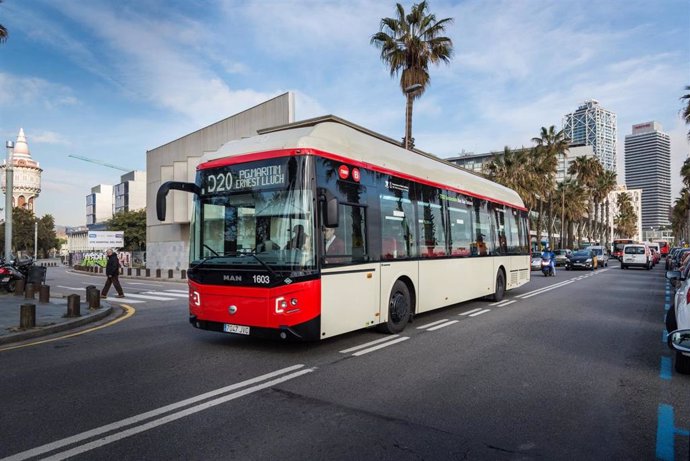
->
[0,262,25,292]
[541,256,555,277]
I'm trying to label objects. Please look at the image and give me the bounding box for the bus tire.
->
[378,280,411,334]
[492,270,506,302]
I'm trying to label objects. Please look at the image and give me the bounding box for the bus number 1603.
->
[253,275,270,284]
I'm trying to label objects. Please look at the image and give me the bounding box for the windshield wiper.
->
[190,246,236,270]
[241,251,278,278]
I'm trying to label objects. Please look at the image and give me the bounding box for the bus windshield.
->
[190,157,315,274]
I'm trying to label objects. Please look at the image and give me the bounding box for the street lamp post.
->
[4,140,13,261]
[403,83,422,150]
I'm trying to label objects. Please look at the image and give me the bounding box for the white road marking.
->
[496,300,516,307]
[3,365,312,461]
[416,319,450,330]
[115,293,177,301]
[143,291,188,298]
[469,309,491,317]
[339,335,402,353]
[426,320,459,331]
[490,298,512,306]
[351,336,410,356]
[517,280,573,298]
[520,280,575,299]
[459,308,483,316]
[164,289,189,294]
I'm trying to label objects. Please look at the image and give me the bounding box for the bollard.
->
[20,303,36,328]
[66,294,80,317]
[14,279,25,296]
[87,287,100,309]
[85,285,96,305]
[24,283,35,300]
[39,285,50,303]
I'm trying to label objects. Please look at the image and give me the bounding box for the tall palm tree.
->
[371,1,453,149]
[568,155,601,245]
[615,193,637,239]
[681,85,690,139]
[554,179,587,249]
[0,1,7,43]
[531,126,569,248]
[597,170,617,246]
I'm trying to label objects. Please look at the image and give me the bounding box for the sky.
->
[1,0,689,226]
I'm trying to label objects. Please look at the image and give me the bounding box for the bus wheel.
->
[492,270,505,302]
[379,281,411,334]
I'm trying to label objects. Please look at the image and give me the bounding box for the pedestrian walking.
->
[101,249,125,298]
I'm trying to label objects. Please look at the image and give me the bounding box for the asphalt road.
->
[0,261,687,460]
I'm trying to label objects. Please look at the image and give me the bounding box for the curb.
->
[0,305,114,345]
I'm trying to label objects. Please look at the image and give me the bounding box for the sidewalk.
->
[0,289,114,346]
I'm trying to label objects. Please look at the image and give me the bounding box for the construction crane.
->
[68,154,132,172]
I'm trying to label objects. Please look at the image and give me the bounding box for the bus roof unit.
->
[202,115,525,210]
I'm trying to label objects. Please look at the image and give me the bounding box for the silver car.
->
[553,249,571,267]
[530,252,542,270]
[586,246,608,267]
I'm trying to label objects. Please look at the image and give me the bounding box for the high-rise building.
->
[86,184,113,227]
[113,170,146,214]
[624,121,671,233]
[562,99,617,172]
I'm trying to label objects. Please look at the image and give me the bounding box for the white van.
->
[621,244,651,270]
[585,245,608,267]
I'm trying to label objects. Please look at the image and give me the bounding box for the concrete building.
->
[114,170,146,214]
[86,184,113,227]
[563,100,617,172]
[608,185,643,242]
[624,121,671,235]
[146,92,294,270]
[0,128,42,214]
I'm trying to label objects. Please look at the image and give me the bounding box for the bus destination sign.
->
[203,164,286,194]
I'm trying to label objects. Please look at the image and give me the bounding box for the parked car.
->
[620,244,651,270]
[553,249,572,267]
[649,248,660,266]
[531,252,543,271]
[665,266,690,373]
[585,246,608,267]
[565,249,598,271]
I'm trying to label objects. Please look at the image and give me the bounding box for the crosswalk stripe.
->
[164,289,189,294]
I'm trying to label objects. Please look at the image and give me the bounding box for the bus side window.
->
[323,204,367,265]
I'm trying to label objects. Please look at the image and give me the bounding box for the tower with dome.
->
[1,128,42,212]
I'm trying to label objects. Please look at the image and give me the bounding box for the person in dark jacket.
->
[101,249,125,298]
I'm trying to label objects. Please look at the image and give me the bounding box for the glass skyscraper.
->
[624,121,671,231]
[562,99,617,172]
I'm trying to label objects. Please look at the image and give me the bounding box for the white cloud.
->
[0,73,79,110]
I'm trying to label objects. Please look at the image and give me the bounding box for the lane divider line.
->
[459,308,483,316]
[416,319,450,330]
[497,300,516,307]
[351,336,410,356]
[519,280,575,299]
[339,335,401,354]
[469,309,490,317]
[426,320,459,331]
[2,364,311,461]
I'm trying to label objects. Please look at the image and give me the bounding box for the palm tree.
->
[671,189,690,243]
[681,85,690,139]
[568,155,601,245]
[0,1,7,43]
[371,1,453,149]
[554,179,587,248]
[614,193,637,239]
[531,126,569,248]
[597,170,617,247]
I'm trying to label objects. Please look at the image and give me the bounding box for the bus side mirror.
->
[318,189,339,227]
[157,181,201,221]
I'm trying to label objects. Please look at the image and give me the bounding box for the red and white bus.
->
[653,240,670,257]
[157,116,531,340]
[612,238,635,260]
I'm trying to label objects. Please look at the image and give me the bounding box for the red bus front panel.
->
[188,279,321,339]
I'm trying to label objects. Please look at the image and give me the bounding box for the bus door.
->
[319,187,379,338]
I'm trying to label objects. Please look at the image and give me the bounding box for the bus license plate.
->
[224,323,250,335]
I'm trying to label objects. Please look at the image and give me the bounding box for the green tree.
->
[0,208,58,258]
[596,170,617,246]
[105,209,146,251]
[614,193,637,239]
[531,126,569,248]
[371,1,453,149]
